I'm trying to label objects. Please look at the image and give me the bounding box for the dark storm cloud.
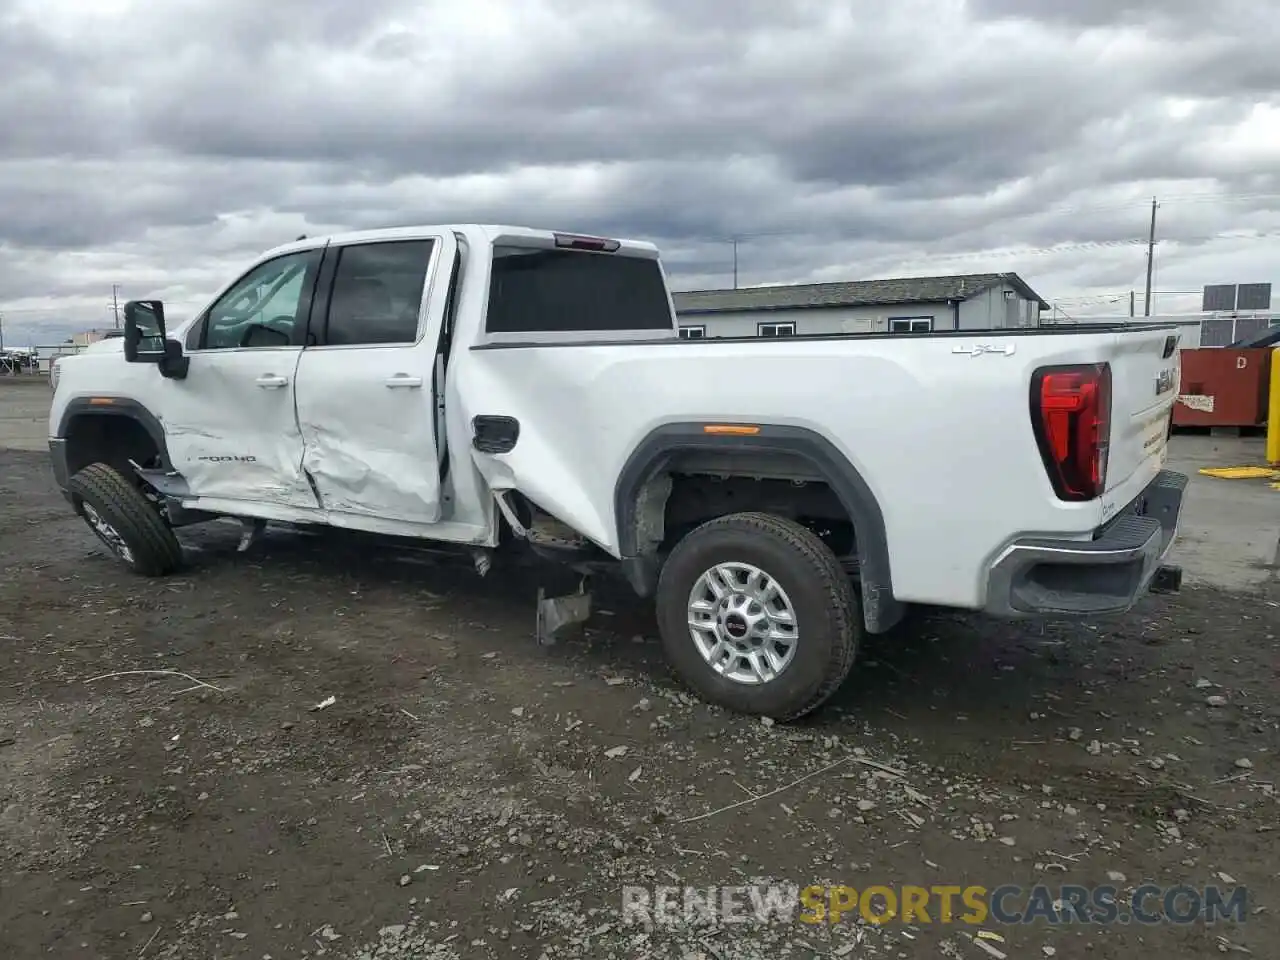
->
[0,0,1277,326]
[967,0,1257,30]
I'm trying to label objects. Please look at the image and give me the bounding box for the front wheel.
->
[655,512,860,721]
[67,463,183,576]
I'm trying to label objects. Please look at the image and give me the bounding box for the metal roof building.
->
[671,272,1049,338]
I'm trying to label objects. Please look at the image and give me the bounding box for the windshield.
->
[485,245,673,335]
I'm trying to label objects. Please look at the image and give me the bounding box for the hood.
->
[84,335,126,353]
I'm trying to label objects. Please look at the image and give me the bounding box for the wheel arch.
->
[57,397,172,476]
[613,422,904,633]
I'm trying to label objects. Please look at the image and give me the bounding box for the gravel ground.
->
[1,446,1277,960]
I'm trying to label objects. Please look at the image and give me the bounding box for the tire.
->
[67,462,183,576]
[655,511,860,722]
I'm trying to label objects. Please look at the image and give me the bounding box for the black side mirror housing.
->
[124,299,188,379]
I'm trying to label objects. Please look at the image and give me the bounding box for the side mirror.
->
[124,299,189,380]
[123,300,167,363]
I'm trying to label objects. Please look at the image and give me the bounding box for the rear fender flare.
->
[613,422,903,633]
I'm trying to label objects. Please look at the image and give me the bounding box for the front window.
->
[758,321,795,337]
[679,325,706,339]
[485,245,673,335]
[200,249,322,350]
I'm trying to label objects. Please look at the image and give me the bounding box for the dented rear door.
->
[293,231,456,528]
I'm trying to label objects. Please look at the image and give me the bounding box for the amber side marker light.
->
[703,424,760,436]
[88,398,115,405]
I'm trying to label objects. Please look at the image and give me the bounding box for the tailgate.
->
[1102,326,1181,494]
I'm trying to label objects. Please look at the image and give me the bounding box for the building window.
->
[758,321,796,337]
[889,316,933,333]
[679,325,706,339]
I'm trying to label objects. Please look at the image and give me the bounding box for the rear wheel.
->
[655,511,860,721]
[67,463,183,576]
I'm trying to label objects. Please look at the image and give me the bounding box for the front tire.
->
[655,512,860,721]
[67,463,183,576]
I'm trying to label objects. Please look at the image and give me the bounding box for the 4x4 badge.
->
[951,343,1016,357]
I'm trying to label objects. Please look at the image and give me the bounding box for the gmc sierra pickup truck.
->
[48,224,1186,720]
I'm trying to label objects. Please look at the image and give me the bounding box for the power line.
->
[3,220,1278,320]
[1052,289,1201,304]
[1144,197,1159,317]
[676,190,1280,249]
[673,228,1279,270]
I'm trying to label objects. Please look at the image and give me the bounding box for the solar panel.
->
[1235,283,1272,311]
[1201,284,1236,312]
[1199,317,1234,346]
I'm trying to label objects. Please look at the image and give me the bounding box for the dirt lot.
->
[2,378,1278,959]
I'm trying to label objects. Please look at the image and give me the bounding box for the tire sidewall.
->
[66,463,180,576]
[657,524,853,718]
[70,490,144,573]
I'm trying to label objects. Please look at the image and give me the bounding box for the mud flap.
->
[535,579,592,646]
[1150,563,1182,594]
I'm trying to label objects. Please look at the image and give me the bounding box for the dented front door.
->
[160,248,322,509]
[161,350,315,507]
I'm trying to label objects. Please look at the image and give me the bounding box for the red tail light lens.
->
[1030,363,1112,501]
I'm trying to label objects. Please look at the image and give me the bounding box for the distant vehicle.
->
[47,224,1187,720]
[0,348,36,373]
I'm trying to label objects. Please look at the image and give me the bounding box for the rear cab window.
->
[483,236,676,342]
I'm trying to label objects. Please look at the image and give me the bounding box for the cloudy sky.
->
[2,0,1278,346]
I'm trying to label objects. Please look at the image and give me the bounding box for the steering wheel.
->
[238,315,295,348]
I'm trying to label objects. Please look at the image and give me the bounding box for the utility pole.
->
[1129,290,1135,317]
[0,311,5,351]
[111,284,121,328]
[731,238,739,289]
[1143,197,1158,316]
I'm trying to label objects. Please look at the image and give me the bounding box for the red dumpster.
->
[1173,348,1273,427]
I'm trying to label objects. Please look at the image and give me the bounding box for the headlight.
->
[50,359,61,392]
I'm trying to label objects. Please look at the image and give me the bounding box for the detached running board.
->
[131,462,191,498]
[130,461,215,528]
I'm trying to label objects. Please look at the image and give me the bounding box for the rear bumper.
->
[984,469,1187,618]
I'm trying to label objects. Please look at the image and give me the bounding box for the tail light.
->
[1030,362,1112,501]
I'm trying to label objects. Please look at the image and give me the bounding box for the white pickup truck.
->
[48,224,1187,720]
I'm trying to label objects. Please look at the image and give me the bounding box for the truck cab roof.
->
[258,224,661,263]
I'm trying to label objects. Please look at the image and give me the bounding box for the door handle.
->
[385,374,423,388]
[255,374,289,388]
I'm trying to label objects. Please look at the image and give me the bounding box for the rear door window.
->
[324,240,434,346]
[484,246,673,335]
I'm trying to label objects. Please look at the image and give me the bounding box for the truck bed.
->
[465,321,1183,611]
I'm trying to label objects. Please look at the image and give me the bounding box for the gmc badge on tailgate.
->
[1155,368,1175,396]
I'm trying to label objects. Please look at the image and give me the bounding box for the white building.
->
[671,272,1049,339]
